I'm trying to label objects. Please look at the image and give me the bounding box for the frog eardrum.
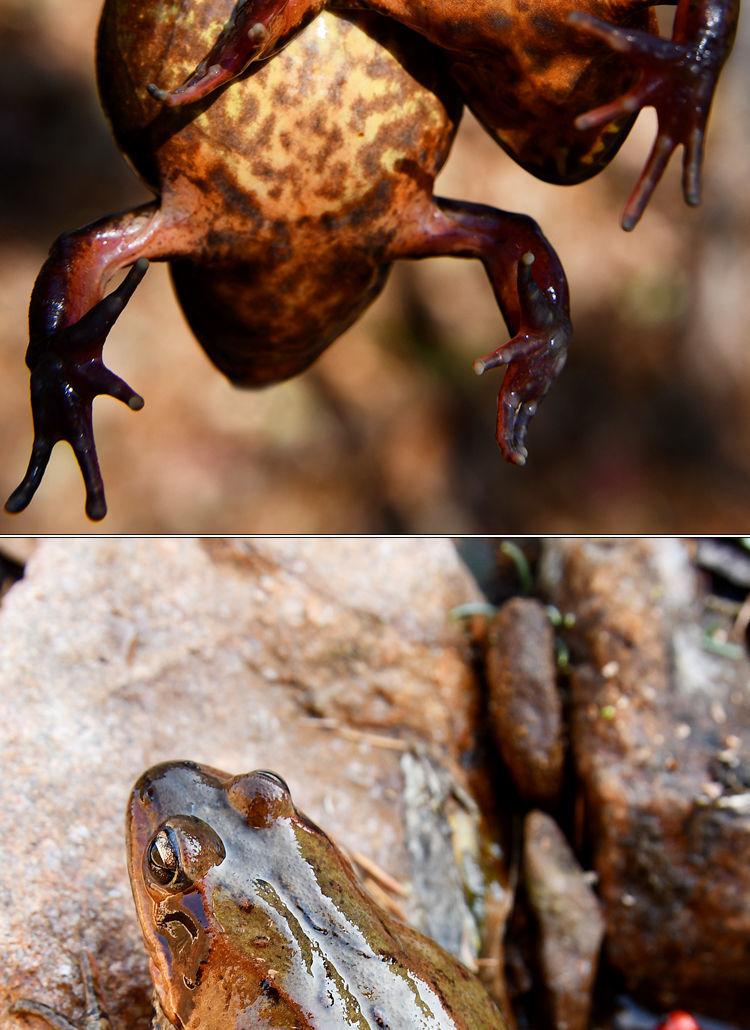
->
[6,0,738,518]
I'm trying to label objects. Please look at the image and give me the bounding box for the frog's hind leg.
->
[6,204,184,520]
[385,196,572,465]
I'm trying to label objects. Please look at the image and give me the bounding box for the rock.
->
[695,537,750,589]
[539,538,750,1021]
[401,750,486,964]
[485,597,565,805]
[0,538,37,565]
[1,538,491,1029]
[523,810,604,1030]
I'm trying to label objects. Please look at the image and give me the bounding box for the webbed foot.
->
[569,0,738,229]
[10,953,112,1030]
[473,253,571,465]
[6,259,148,521]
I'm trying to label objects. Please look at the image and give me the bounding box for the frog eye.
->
[227,770,295,828]
[148,826,187,888]
[145,817,226,892]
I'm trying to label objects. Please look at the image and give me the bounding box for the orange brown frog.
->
[153,0,740,231]
[6,4,571,520]
[11,760,507,1028]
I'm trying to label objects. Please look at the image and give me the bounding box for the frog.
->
[11,760,507,1029]
[147,0,740,232]
[5,3,571,521]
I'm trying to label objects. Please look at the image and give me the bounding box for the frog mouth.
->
[127,762,228,1027]
[142,900,211,1018]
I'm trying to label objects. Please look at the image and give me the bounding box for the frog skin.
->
[151,0,740,231]
[11,761,507,1029]
[5,5,570,521]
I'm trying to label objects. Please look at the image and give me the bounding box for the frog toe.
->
[5,437,53,515]
[10,998,81,1030]
[621,131,677,230]
[494,357,551,465]
[474,286,570,461]
[10,953,112,1030]
[147,64,229,107]
[498,390,534,466]
[71,440,108,522]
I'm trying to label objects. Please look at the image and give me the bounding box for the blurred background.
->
[0,0,748,533]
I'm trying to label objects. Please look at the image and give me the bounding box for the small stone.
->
[523,810,604,1030]
[485,597,565,805]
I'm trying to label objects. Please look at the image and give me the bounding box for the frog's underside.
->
[5,0,738,519]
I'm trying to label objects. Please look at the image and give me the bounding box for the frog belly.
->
[169,254,390,385]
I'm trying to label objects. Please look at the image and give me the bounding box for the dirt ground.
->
[0,0,748,533]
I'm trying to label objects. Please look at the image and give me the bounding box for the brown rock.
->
[523,810,604,1030]
[486,597,565,805]
[1,538,493,1029]
[540,538,750,1020]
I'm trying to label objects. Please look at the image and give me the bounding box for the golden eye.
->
[145,818,226,892]
[147,826,189,889]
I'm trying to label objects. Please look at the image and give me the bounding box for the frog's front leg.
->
[10,953,112,1030]
[147,0,327,106]
[388,197,572,465]
[147,0,520,107]
[6,204,170,521]
[570,0,739,229]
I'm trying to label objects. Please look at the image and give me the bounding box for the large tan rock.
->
[2,538,487,1029]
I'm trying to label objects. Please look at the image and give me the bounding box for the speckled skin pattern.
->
[7,1,574,518]
[341,0,658,184]
[97,6,461,384]
[146,0,738,230]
